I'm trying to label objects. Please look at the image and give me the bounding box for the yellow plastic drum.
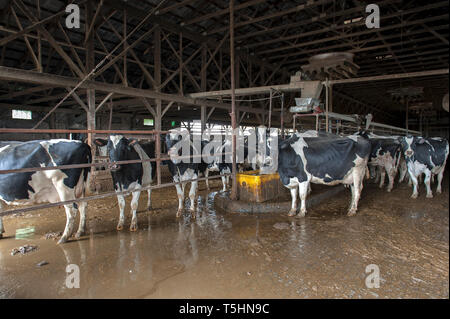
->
[236,170,287,203]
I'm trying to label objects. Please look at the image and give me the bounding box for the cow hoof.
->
[296,211,306,218]
[347,210,357,217]
[0,233,3,239]
[426,194,433,199]
[287,210,297,217]
[386,188,392,193]
[130,225,138,232]
[57,237,68,244]
[74,231,84,239]
[437,190,442,194]
[176,210,183,218]
[411,194,418,199]
[147,206,152,211]
[116,225,124,231]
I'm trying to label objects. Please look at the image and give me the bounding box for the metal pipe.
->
[0,128,169,134]
[0,173,231,217]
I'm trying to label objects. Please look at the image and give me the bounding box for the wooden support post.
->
[179,32,183,95]
[86,0,96,148]
[154,27,162,186]
[329,84,333,113]
[230,0,237,201]
[280,93,285,138]
[268,88,273,129]
[201,45,207,131]
[405,98,409,134]
[123,8,128,87]
[325,78,329,132]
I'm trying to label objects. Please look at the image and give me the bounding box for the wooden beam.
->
[0,66,269,115]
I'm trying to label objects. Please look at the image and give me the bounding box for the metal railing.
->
[0,128,233,217]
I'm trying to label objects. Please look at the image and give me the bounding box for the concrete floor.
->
[0,176,448,298]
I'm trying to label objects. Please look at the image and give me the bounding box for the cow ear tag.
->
[129,139,138,146]
[94,139,105,146]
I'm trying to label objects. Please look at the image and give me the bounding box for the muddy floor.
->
[0,176,448,299]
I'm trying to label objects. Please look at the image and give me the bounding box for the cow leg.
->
[116,194,126,230]
[147,189,152,210]
[373,167,380,183]
[58,204,77,244]
[130,191,141,231]
[424,170,433,198]
[348,169,364,216]
[378,167,386,189]
[0,202,4,239]
[175,183,184,218]
[287,186,298,217]
[399,165,407,183]
[365,166,370,180]
[205,169,210,190]
[436,169,445,194]
[189,180,198,218]
[75,200,87,239]
[52,180,77,243]
[0,217,3,239]
[221,175,227,192]
[297,181,309,218]
[408,172,419,199]
[386,168,396,192]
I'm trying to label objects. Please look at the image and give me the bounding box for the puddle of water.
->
[0,179,448,298]
[15,227,35,240]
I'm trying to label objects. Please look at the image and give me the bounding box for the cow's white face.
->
[401,136,415,157]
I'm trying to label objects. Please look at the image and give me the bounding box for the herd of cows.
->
[0,128,448,244]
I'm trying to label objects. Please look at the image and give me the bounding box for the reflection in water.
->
[15,227,35,239]
[174,219,198,270]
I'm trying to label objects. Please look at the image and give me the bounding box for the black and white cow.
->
[204,136,232,192]
[100,135,156,231]
[275,131,371,217]
[93,138,109,157]
[366,135,402,192]
[165,130,208,218]
[0,139,91,243]
[400,136,449,198]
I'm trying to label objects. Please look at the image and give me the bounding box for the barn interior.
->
[0,0,448,299]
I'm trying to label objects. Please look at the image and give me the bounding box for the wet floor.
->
[0,177,448,298]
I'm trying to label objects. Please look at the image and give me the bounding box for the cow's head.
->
[70,132,87,142]
[400,136,425,158]
[105,135,137,171]
[94,138,108,147]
